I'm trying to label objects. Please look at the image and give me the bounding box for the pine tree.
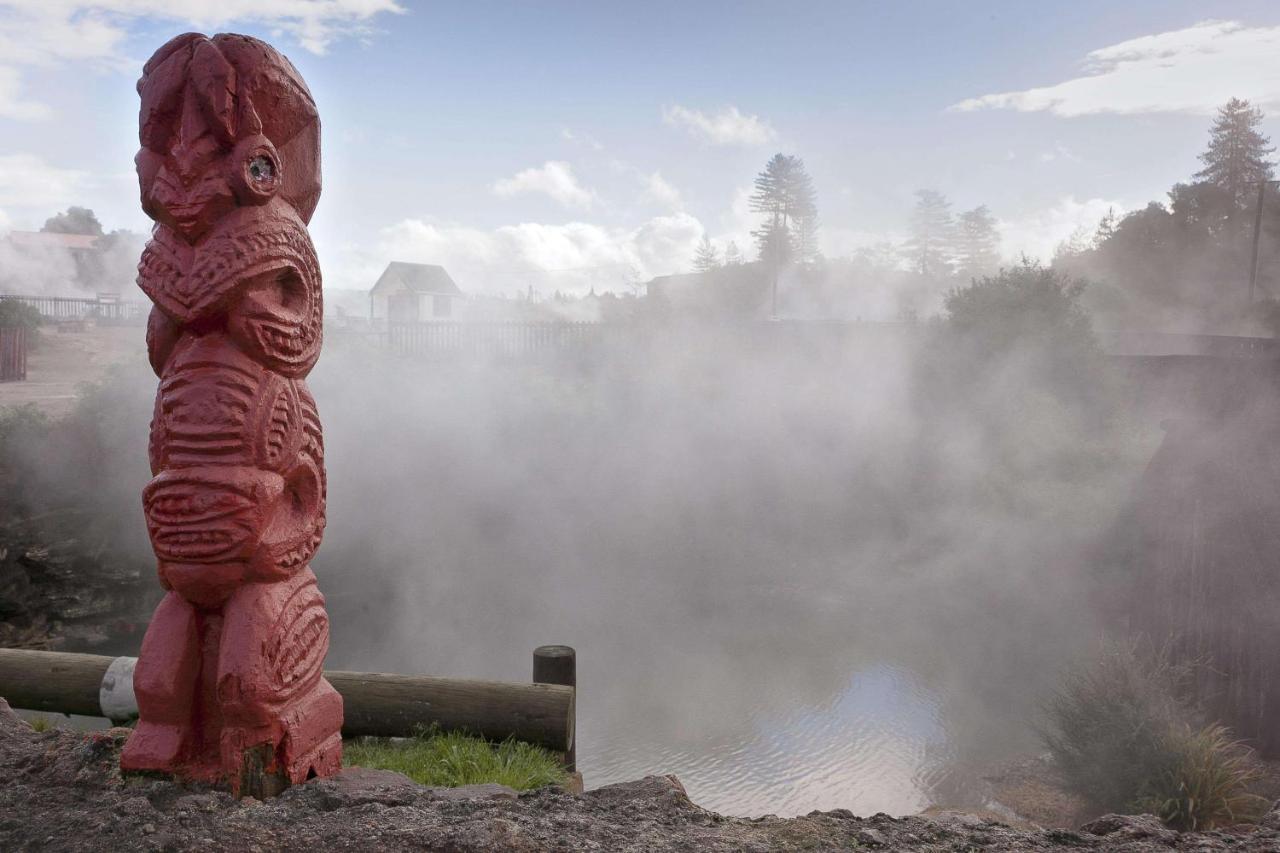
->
[750,153,819,265]
[953,205,1000,278]
[904,189,954,278]
[692,235,720,273]
[723,241,743,266]
[1093,207,1118,249]
[1194,98,1276,210]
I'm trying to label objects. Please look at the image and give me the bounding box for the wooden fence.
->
[0,294,148,325]
[0,325,27,381]
[0,645,576,754]
[387,321,606,359]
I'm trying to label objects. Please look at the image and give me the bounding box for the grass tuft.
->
[342,726,568,791]
[1041,642,1268,830]
[1135,723,1269,831]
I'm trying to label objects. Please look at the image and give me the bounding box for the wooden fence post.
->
[533,645,577,774]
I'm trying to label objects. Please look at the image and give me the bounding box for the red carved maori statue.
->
[119,32,342,795]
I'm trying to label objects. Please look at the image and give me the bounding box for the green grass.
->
[342,726,569,791]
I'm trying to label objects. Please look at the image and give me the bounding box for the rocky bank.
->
[2,700,1279,852]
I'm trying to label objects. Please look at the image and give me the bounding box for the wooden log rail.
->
[0,648,574,753]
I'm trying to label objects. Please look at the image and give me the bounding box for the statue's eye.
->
[248,155,274,182]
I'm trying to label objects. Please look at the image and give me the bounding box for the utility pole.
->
[1247,180,1279,306]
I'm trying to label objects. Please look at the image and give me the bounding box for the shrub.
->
[0,299,42,329]
[343,726,568,791]
[1041,643,1267,830]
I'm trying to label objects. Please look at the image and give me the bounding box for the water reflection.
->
[593,663,951,817]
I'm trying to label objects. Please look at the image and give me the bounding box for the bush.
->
[1041,643,1267,830]
[0,299,42,329]
[343,726,568,790]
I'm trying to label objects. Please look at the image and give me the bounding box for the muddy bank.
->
[2,700,1277,852]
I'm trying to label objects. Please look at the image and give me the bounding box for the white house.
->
[369,262,464,322]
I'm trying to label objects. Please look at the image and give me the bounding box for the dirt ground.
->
[3,700,1280,853]
[0,324,144,416]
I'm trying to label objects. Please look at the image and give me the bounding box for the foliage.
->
[750,153,819,265]
[953,204,1001,280]
[1054,99,1280,333]
[943,259,1094,356]
[723,241,743,266]
[1135,723,1269,831]
[41,206,104,236]
[343,726,568,791]
[1193,97,1275,210]
[692,235,720,273]
[904,189,954,279]
[0,299,43,329]
[1041,643,1267,830]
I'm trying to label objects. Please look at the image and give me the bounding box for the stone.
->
[119,32,342,797]
[1079,812,1177,843]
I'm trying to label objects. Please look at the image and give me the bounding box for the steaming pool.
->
[585,661,953,817]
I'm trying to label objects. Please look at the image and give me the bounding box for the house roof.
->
[7,231,101,251]
[371,262,462,297]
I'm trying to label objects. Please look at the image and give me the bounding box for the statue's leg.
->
[121,592,199,773]
[216,569,343,794]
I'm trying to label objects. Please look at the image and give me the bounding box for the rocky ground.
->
[3,699,1279,852]
[0,512,154,651]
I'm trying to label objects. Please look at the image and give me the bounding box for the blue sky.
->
[2,0,1280,296]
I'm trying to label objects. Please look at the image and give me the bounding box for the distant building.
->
[645,262,772,319]
[369,262,464,322]
[6,231,101,253]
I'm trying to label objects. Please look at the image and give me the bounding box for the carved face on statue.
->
[134,33,327,601]
[135,33,321,237]
[136,34,325,380]
[124,30,343,796]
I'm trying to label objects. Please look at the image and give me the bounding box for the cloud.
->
[492,161,598,210]
[329,213,704,296]
[663,104,777,146]
[997,196,1125,261]
[950,20,1280,116]
[641,171,683,211]
[0,153,88,214]
[0,67,51,120]
[1038,143,1081,164]
[560,127,603,151]
[0,1,405,118]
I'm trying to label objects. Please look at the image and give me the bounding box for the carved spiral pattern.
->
[121,30,342,792]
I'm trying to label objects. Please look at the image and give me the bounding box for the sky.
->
[2,0,1280,295]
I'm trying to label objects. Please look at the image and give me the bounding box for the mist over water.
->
[0,303,1153,816]
[291,319,1154,817]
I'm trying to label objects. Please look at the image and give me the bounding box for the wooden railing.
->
[0,645,576,754]
[0,294,148,325]
[0,325,27,381]
[387,320,606,359]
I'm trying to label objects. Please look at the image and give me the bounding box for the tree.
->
[692,235,720,273]
[904,189,954,278]
[1092,207,1118,249]
[1193,98,1275,210]
[723,241,743,266]
[749,153,819,265]
[41,206,104,236]
[1054,225,1093,264]
[953,205,1001,278]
